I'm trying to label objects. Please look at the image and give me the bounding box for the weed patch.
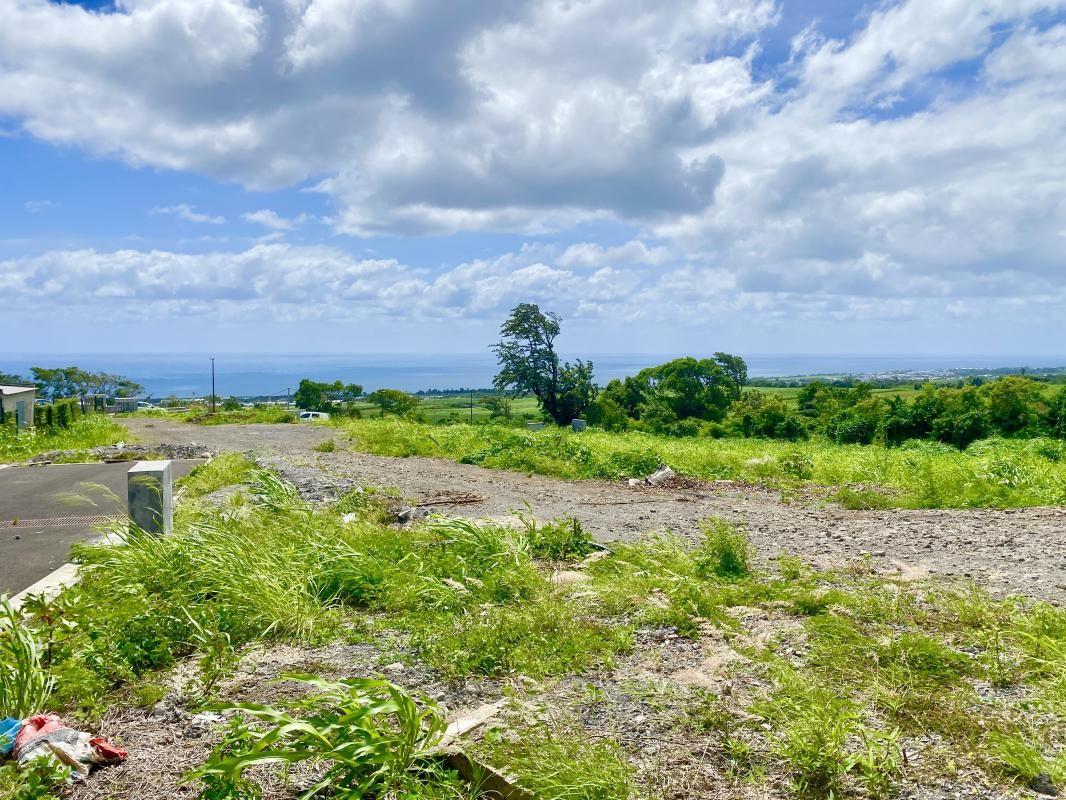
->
[342,418,1066,508]
[0,414,127,463]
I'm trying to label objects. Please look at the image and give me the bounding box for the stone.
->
[525,422,545,431]
[571,419,587,432]
[127,460,173,535]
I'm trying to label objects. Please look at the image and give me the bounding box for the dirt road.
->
[123,417,1066,604]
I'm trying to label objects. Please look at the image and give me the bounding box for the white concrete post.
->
[525,422,545,431]
[128,460,173,535]
[571,419,587,432]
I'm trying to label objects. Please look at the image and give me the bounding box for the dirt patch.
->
[121,418,1066,604]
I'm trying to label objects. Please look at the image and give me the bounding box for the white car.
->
[298,410,330,421]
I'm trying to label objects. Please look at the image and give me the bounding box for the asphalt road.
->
[0,460,202,596]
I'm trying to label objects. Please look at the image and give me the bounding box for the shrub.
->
[694,518,753,580]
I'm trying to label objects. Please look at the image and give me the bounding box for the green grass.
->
[340,417,1066,508]
[179,406,297,425]
[0,413,128,463]
[472,715,636,799]
[176,453,256,498]
[9,467,1064,798]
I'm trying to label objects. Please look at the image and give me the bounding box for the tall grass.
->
[19,468,1066,798]
[341,417,1066,508]
[0,413,127,463]
[0,598,54,719]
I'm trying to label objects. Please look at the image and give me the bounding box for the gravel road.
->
[123,417,1066,604]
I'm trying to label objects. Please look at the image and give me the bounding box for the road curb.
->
[10,562,81,611]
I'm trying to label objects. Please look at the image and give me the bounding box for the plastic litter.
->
[628,464,675,487]
[0,717,21,756]
[10,714,127,779]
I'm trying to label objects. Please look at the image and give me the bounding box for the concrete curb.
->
[10,563,81,611]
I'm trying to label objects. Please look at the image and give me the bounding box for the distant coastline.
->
[3,353,1065,399]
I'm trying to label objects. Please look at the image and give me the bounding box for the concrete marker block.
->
[128,460,173,535]
[571,419,587,432]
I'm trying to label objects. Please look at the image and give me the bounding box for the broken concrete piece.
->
[438,700,506,749]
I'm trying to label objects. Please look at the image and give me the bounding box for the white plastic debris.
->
[644,465,675,486]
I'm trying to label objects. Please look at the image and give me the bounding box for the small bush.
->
[526,516,597,560]
[694,518,753,580]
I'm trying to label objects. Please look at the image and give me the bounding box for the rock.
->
[551,570,591,586]
[1029,774,1059,796]
[183,711,224,739]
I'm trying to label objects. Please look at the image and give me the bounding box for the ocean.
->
[3,353,1064,399]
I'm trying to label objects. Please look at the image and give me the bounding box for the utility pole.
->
[469,390,474,423]
[210,357,216,414]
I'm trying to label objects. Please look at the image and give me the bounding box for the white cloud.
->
[241,209,309,230]
[4,240,1064,332]
[1,0,1065,339]
[24,199,55,213]
[151,204,225,225]
[0,0,774,231]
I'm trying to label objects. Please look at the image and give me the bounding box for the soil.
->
[121,418,1066,605]
[59,416,1065,800]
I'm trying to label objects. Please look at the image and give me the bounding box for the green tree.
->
[1047,386,1066,439]
[726,390,807,440]
[479,395,513,420]
[0,372,26,385]
[222,396,242,411]
[492,303,596,425]
[980,375,1045,435]
[826,398,884,445]
[932,386,991,448]
[366,388,420,417]
[713,352,748,401]
[633,358,732,423]
[294,379,363,412]
[30,366,142,400]
[587,395,630,431]
[880,395,916,446]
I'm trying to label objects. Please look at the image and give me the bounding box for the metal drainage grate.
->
[3,514,123,529]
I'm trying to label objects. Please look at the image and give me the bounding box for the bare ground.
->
[122,418,1066,604]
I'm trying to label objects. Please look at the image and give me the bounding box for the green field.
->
[338,417,1066,509]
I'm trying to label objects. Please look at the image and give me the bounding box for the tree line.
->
[490,303,1066,448]
[1,366,144,401]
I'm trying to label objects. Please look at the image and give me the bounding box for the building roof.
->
[0,384,36,396]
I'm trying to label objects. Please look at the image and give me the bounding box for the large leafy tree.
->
[294,379,363,412]
[366,388,420,417]
[31,366,143,400]
[713,352,748,401]
[492,303,596,425]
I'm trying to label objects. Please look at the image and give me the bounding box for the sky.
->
[1,0,1065,357]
